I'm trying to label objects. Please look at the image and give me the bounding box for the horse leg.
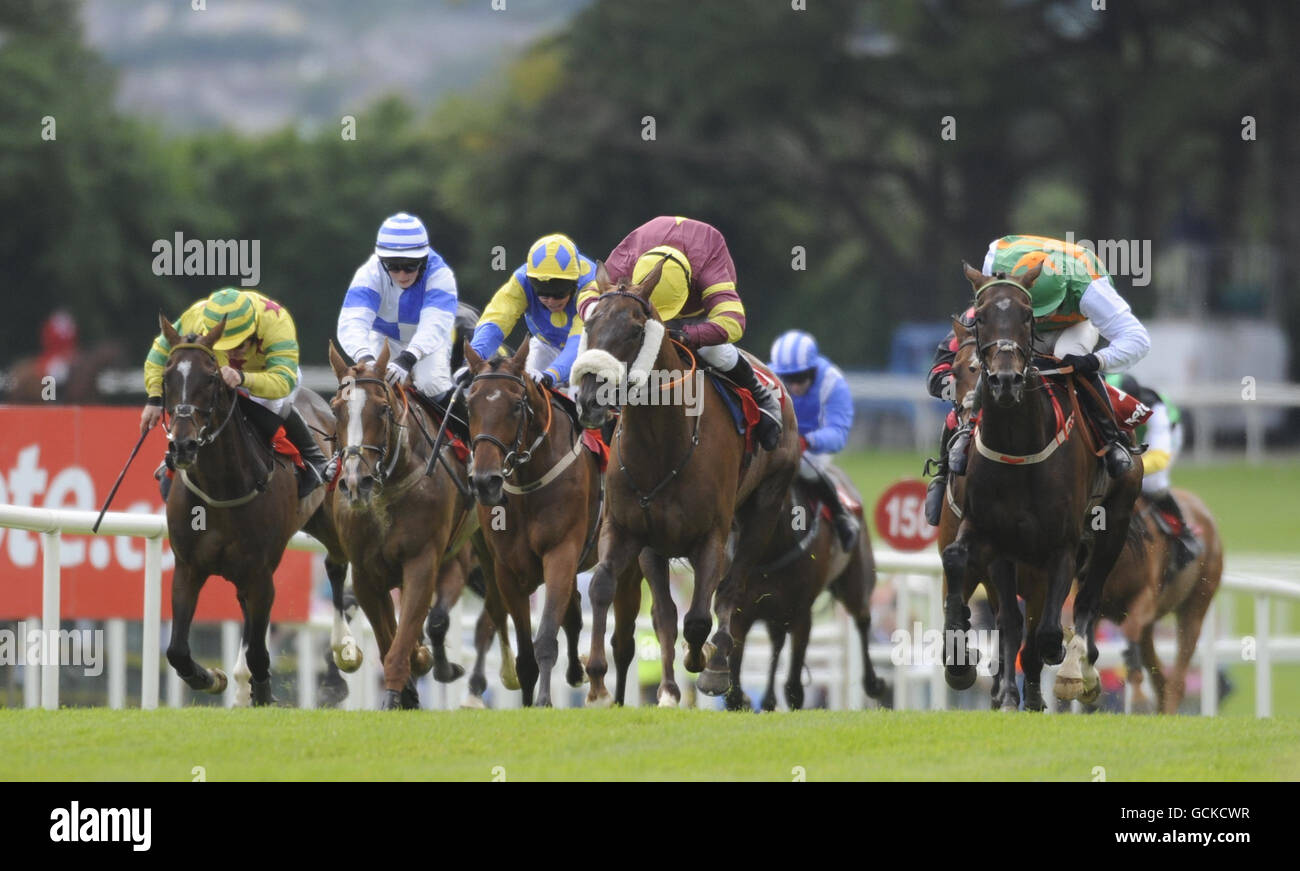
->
[462,606,495,709]
[585,527,641,706]
[988,558,1022,711]
[686,529,733,693]
[940,524,979,690]
[761,622,786,712]
[724,607,754,712]
[1139,623,1167,711]
[831,552,888,701]
[1165,599,1207,715]
[1036,547,1075,668]
[382,553,436,710]
[241,572,277,707]
[611,563,642,707]
[426,554,467,683]
[1021,571,1046,712]
[784,614,812,710]
[641,549,680,707]
[534,545,580,708]
[1123,639,1152,713]
[326,558,362,673]
[499,571,538,707]
[165,562,226,695]
[562,590,587,688]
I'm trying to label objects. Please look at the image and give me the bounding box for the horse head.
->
[572,257,669,429]
[964,261,1041,408]
[462,338,536,506]
[328,340,401,505]
[160,312,231,469]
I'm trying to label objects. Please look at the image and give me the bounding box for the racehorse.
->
[940,264,1142,711]
[1101,488,1223,713]
[157,315,358,706]
[3,341,125,403]
[462,339,601,706]
[723,465,889,711]
[573,260,800,705]
[328,342,479,709]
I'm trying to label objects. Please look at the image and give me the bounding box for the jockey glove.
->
[1063,353,1100,376]
[668,328,697,349]
[386,350,418,385]
[526,368,554,389]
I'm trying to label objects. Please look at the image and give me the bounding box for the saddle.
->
[704,368,770,466]
[403,388,471,463]
[544,385,610,473]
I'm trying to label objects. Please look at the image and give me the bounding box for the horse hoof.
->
[568,654,589,687]
[724,690,751,712]
[683,648,705,674]
[1000,699,1019,712]
[460,695,487,710]
[500,654,520,691]
[433,661,466,684]
[206,668,228,695]
[657,687,680,708]
[945,664,977,691]
[586,690,613,709]
[379,689,402,711]
[1079,681,1102,706]
[412,645,433,677]
[334,641,363,674]
[317,678,349,709]
[865,677,889,699]
[251,678,275,707]
[1055,677,1083,701]
[1038,631,1065,666]
[696,669,731,697]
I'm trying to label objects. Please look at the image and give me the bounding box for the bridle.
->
[468,370,551,479]
[972,278,1036,373]
[334,375,409,487]
[163,342,239,448]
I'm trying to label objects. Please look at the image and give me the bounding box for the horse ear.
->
[510,337,531,371]
[632,257,666,300]
[328,340,350,380]
[595,260,611,293]
[200,315,227,349]
[464,340,484,371]
[375,341,391,372]
[953,317,971,343]
[159,312,182,346]
[962,261,987,291]
[1018,262,1043,290]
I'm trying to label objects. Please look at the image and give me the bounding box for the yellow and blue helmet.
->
[526,233,582,282]
[202,288,257,351]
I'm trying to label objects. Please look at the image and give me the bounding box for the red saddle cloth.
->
[271,426,306,470]
[1106,382,1153,432]
[581,429,610,473]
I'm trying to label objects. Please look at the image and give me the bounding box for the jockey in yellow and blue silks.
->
[769,329,859,550]
[468,234,598,388]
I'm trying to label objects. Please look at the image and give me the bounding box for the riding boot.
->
[805,458,859,550]
[282,407,328,498]
[924,424,953,527]
[154,451,175,501]
[948,422,974,476]
[1152,490,1201,572]
[726,354,782,451]
[1078,371,1133,477]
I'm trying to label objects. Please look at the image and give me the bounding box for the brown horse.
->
[573,260,800,705]
[462,339,600,706]
[1101,488,1223,713]
[328,342,479,709]
[723,464,889,711]
[941,264,1143,711]
[3,341,125,403]
[157,315,356,706]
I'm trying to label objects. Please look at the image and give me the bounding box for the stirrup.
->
[948,426,973,476]
[1104,442,1133,477]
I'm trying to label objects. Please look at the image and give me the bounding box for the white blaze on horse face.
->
[177,360,191,402]
[996,298,1011,311]
[487,389,501,402]
[345,377,366,478]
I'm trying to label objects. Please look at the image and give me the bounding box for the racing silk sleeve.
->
[545,313,587,385]
[338,259,384,362]
[928,330,959,400]
[1079,278,1151,372]
[241,300,298,400]
[405,259,458,366]
[1141,402,1173,475]
[682,221,744,347]
[143,301,206,400]
[804,365,853,454]
[471,272,529,360]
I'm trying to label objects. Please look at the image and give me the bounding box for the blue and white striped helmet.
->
[374,212,431,260]
[769,330,819,375]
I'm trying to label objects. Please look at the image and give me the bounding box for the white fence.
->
[2,503,1298,716]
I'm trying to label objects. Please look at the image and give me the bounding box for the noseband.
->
[468,371,550,478]
[163,343,238,448]
[336,376,406,486]
[973,279,1036,369]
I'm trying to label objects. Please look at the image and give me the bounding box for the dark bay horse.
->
[328,342,479,709]
[724,465,889,711]
[157,315,356,706]
[1102,488,1223,713]
[941,264,1142,711]
[462,339,600,706]
[573,260,800,705]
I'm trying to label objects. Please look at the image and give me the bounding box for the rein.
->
[335,375,408,488]
[468,371,552,482]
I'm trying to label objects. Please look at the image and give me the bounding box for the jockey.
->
[1107,373,1201,571]
[769,329,860,550]
[577,215,783,451]
[949,235,1151,479]
[923,306,976,526]
[337,212,458,399]
[469,233,598,388]
[140,288,328,499]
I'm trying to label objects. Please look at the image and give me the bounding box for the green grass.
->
[2,708,1296,781]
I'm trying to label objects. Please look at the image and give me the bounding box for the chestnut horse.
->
[157,315,358,706]
[462,339,601,706]
[941,264,1142,711]
[573,260,800,705]
[1102,488,1223,713]
[724,465,889,711]
[328,342,479,709]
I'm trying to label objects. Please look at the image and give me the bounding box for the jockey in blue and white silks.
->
[337,212,458,398]
[769,329,859,550]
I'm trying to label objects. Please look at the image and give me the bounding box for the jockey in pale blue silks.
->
[337,212,459,399]
[769,329,859,550]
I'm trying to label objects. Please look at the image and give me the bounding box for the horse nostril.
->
[1012,372,1024,386]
